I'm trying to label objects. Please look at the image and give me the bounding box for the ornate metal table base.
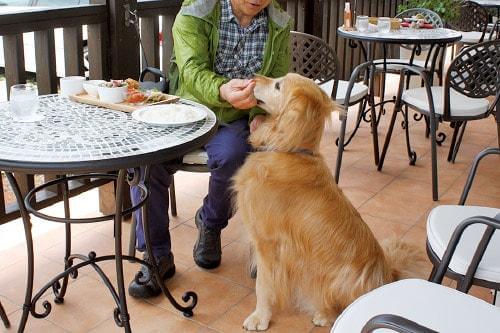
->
[6,169,197,333]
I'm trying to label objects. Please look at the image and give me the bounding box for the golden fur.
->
[232,73,424,330]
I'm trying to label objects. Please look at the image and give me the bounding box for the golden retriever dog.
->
[232,73,423,331]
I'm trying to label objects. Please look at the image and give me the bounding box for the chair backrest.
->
[446,39,500,99]
[443,40,500,118]
[396,8,443,28]
[290,31,338,84]
[448,1,489,34]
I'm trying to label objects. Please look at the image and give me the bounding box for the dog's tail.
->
[382,238,428,281]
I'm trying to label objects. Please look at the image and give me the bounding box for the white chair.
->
[427,147,500,295]
[331,279,500,333]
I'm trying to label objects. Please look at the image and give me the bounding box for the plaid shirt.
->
[214,0,269,79]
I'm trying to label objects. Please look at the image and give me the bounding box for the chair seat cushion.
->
[427,205,500,282]
[460,31,484,44]
[319,80,368,105]
[182,148,208,165]
[331,279,500,333]
[402,86,490,117]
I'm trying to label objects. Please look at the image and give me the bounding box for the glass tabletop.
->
[0,95,217,172]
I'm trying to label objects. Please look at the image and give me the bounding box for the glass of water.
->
[356,15,369,32]
[377,17,391,33]
[9,84,43,122]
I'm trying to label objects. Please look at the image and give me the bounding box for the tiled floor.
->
[0,86,499,332]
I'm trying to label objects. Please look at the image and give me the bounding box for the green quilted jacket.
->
[168,0,292,123]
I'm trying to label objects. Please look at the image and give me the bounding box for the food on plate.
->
[145,91,171,104]
[125,78,140,91]
[100,79,128,88]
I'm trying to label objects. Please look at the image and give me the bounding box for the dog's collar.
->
[254,146,315,156]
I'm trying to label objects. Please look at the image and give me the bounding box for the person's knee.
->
[210,143,249,173]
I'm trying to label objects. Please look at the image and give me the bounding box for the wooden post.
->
[107,0,140,80]
[3,34,26,99]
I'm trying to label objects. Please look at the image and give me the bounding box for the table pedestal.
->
[6,169,197,333]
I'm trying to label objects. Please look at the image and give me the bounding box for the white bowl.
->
[83,80,106,97]
[97,85,128,104]
[60,76,86,97]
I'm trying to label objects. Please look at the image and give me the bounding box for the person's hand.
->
[220,79,257,109]
[250,114,266,133]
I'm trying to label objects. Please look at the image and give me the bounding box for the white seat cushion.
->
[427,205,500,282]
[460,31,484,44]
[331,279,500,333]
[319,79,368,105]
[182,148,208,165]
[402,86,490,117]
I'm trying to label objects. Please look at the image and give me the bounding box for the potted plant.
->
[397,0,462,23]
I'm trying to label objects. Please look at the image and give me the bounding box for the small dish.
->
[132,104,206,126]
[98,84,128,104]
[83,80,106,97]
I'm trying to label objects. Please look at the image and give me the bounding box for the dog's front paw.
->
[312,313,331,327]
[243,312,270,331]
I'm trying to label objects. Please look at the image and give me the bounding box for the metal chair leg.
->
[0,301,10,328]
[447,121,462,162]
[451,121,467,163]
[429,116,439,201]
[128,213,137,259]
[377,102,400,171]
[335,112,348,183]
[169,177,177,217]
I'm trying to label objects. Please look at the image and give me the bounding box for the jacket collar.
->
[180,0,290,28]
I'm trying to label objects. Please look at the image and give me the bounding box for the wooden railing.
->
[0,0,403,224]
[0,4,110,224]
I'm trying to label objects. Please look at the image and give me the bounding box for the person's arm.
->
[172,14,231,108]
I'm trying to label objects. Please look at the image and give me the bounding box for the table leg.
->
[140,166,197,317]
[0,301,10,328]
[53,177,72,304]
[113,170,131,332]
[4,172,34,333]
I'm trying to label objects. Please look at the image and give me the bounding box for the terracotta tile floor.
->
[0,87,499,332]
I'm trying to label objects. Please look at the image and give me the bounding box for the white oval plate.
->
[132,104,207,126]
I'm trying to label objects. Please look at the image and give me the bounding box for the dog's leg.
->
[243,265,273,331]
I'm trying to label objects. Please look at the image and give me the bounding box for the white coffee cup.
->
[60,76,86,97]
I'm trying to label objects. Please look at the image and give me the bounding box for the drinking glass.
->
[356,15,369,32]
[9,84,43,122]
[377,17,391,33]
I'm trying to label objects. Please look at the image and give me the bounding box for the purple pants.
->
[131,118,251,258]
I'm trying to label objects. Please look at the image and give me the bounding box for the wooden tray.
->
[69,93,180,113]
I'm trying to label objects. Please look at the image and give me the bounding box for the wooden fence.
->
[0,0,406,224]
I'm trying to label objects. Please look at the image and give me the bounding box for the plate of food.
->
[69,78,179,113]
[132,104,207,126]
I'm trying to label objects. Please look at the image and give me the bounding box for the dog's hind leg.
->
[243,265,274,331]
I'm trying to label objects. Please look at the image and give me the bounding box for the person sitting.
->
[128,0,292,298]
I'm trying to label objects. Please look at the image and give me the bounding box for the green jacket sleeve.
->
[172,14,231,109]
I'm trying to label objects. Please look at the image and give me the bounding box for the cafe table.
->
[337,27,462,163]
[0,94,217,332]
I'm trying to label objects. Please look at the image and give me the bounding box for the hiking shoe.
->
[128,252,175,298]
[193,208,221,269]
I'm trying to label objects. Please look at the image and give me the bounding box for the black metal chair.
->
[448,1,490,51]
[378,40,500,201]
[0,301,10,328]
[290,31,378,183]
